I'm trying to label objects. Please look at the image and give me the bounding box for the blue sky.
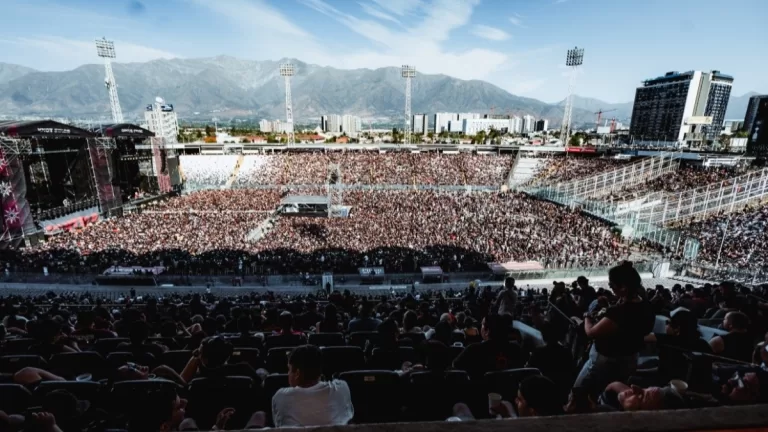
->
[0,0,765,103]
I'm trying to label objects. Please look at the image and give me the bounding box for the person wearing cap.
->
[600,381,686,412]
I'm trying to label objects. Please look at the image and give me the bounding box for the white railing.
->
[533,152,681,200]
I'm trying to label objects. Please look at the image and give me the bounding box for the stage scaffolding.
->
[326,163,343,217]
[0,137,36,246]
[529,151,681,202]
[150,137,172,193]
[87,137,122,217]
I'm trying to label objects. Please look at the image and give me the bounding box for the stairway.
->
[225,154,245,188]
[247,215,278,243]
[508,156,547,188]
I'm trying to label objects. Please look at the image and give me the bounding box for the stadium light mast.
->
[95,38,124,123]
[559,47,584,146]
[401,65,415,145]
[280,63,296,146]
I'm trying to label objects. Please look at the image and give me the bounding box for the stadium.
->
[1,121,768,431]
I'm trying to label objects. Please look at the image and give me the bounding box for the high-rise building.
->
[144,98,178,143]
[744,95,768,134]
[412,114,427,134]
[510,116,522,134]
[434,113,456,133]
[535,119,549,132]
[462,118,510,136]
[522,115,535,133]
[321,114,342,133]
[259,119,273,133]
[341,115,362,137]
[747,97,768,157]
[629,70,733,144]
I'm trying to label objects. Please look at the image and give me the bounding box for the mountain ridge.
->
[0,59,759,128]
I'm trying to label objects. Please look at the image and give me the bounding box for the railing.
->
[529,152,681,201]
[227,183,501,192]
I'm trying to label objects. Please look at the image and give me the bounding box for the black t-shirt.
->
[527,343,574,387]
[453,340,527,379]
[655,333,712,381]
[594,300,654,357]
[721,332,754,363]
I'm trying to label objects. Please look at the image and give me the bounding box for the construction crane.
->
[594,108,617,131]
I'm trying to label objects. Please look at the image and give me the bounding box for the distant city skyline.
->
[0,0,766,104]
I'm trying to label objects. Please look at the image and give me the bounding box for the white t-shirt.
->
[272,380,354,427]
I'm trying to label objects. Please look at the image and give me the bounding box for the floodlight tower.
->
[559,47,584,146]
[279,63,296,146]
[401,65,415,145]
[95,38,124,123]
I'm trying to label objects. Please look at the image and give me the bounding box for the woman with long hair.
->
[574,261,655,396]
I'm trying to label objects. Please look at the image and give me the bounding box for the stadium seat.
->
[265,334,305,350]
[340,370,402,423]
[94,338,129,356]
[406,370,470,421]
[49,352,108,379]
[33,381,104,406]
[483,368,541,404]
[0,355,47,373]
[263,373,290,402]
[0,383,33,414]
[2,338,36,355]
[266,347,295,374]
[308,332,346,347]
[110,379,182,414]
[106,352,157,370]
[321,346,366,377]
[161,350,192,374]
[226,336,264,350]
[369,347,416,370]
[229,347,262,369]
[349,331,379,349]
[187,376,258,429]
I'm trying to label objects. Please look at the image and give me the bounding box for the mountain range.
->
[0,57,757,128]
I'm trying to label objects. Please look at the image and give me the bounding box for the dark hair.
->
[288,345,323,381]
[539,321,562,345]
[608,261,643,298]
[519,375,564,416]
[483,314,507,341]
[668,309,700,339]
[278,311,295,332]
[237,316,253,334]
[127,387,178,432]
[727,311,749,330]
[129,320,151,344]
[200,336,234,368]
[421,340,451,371]
[403,310,418,331]
[504,276,515,289]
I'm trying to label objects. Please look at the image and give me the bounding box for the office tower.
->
[629,70,733,144]
[744,95,768,134]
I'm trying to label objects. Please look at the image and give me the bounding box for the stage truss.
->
[327,163,343,217]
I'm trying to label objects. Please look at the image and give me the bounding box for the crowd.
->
[179,156,240,191]
[607,166,757,202]
[525,156,628,187]
[677,205,768,269]
[14,190,627,275]
[1,264,767,431]
[231,153,514,187]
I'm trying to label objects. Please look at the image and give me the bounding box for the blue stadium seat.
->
[266,347,295,374]
[321,346,366,377]
[308,332,346,347]
[161,350,192,374]
[49,352,108,380]
[483,368,541,403]
[229,347,262,369]
[406,370,470,421]
[187,376,258,429]
[369,346,416,370]
[340,370,402,423]
[0,355,47,374]
[0,383,33,414]
[349,332,379,349]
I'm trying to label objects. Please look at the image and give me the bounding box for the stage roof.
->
[0,120,95,138]
[92,123,155,138]
[420,266,444,276]
[280,195,329,205]
[487,261,545,274]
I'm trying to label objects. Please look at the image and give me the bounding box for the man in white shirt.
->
[272,345,354,427]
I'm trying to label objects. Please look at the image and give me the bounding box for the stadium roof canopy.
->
[91,123,155,138]
[0,120,95,138]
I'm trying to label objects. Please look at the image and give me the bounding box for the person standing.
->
[495,277,518,317]
[574,262,655,396]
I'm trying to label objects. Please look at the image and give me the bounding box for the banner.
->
[0,147,35,245]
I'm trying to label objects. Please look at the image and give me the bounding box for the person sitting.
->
[117,320,167,359]
[299,301,323,331]
[126,386,189,432]
[452,314,526,380]
[181,336,259,382]
[599,381,686,412]
[228,316,262,348]
[272,345,354,427]
[710,311,754,363]
[526,321,574,404]
[276,311,305,336]
[28,319,79,360]
[646,308,712,383]
[316,303,343,333]
[348,302,381,333]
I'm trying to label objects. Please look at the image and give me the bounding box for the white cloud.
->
[509,13,526,28]
[189,0,310,38]
[358,2,401,24]
[371,0,424,16]
[0,36,178,71]
[470,25,511,41]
